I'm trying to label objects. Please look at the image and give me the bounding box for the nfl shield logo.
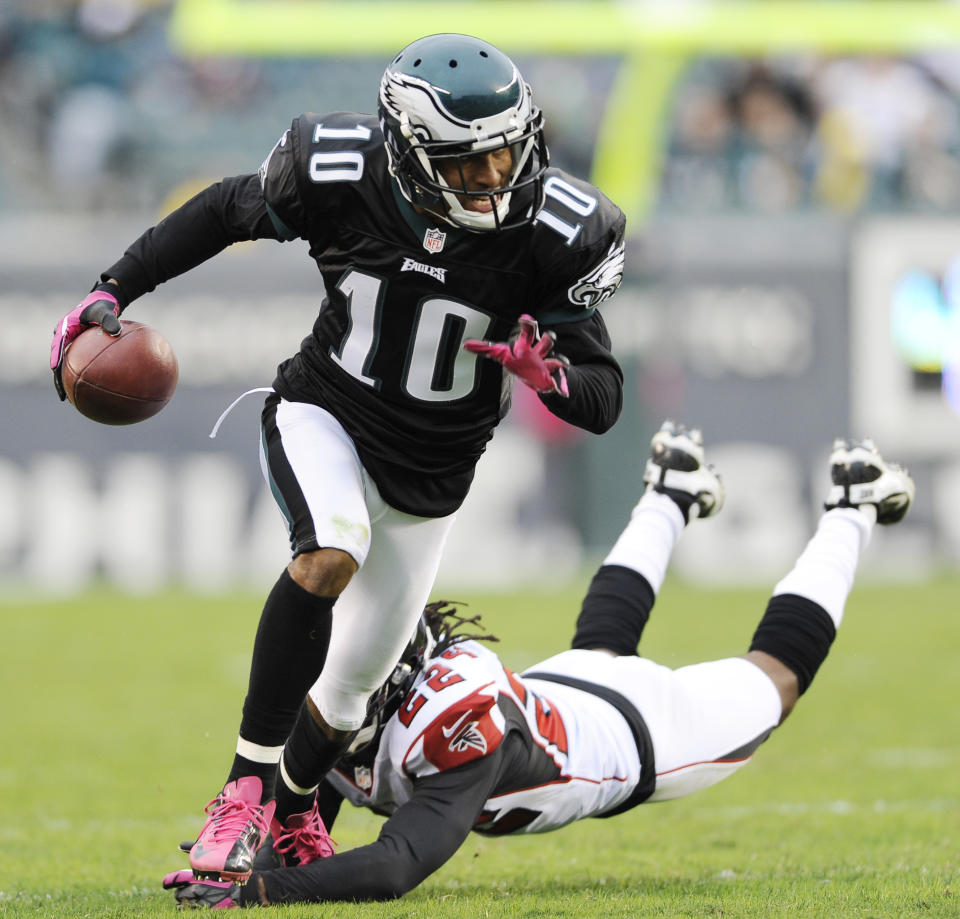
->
[354,765,373,791]
[423,227,446,253]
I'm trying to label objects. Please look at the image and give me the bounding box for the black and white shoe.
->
[642,420,724,521]
[824,438,915,525]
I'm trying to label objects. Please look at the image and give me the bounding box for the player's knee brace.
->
[749,593,836,695]
[571,565,655,655]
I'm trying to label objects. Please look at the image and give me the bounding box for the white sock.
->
[602,490,685,595]
[280,754,319,796]
[235,737,284,764]
[772,506,874,628]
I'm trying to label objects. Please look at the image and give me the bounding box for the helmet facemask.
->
[396,109,547,231]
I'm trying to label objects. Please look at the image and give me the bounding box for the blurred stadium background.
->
[3,0,960,595]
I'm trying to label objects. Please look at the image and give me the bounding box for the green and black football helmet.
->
[378,33,549,232]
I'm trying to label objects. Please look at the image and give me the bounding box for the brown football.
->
[62,320,179,425]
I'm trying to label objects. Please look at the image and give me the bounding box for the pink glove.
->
[50,288,122,400]
[464,314,569,397]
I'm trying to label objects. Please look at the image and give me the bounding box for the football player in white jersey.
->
[164,420,915,907]
[51,34,626,882]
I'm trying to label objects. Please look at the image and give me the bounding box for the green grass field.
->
[1,573,957,918]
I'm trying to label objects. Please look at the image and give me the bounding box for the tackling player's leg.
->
[572,420,724,656]
[747,437,915,721]
[570,424,913,802]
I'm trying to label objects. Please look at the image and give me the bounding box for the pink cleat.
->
[270,800,336,867]
[189,777,276,883]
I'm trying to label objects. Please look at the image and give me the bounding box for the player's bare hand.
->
[464,314,569,397]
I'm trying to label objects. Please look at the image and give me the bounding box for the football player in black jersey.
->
[50,33,626,881]
[163,423,915,907]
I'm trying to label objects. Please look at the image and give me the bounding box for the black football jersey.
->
[103,111,625,517]
[258,112,624,515]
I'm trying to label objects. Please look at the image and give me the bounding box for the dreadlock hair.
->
[423,599,500,656]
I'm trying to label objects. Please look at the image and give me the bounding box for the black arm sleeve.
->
[100,173,284,305]
[540,311,623,434]
[252,749,503,904]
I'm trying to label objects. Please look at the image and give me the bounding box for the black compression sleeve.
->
[572,564,655,655]
[539,312,623,434]
[101,174,284,303]
[749,593,836,695]
[315,779,345,832]
[252,751,503,904]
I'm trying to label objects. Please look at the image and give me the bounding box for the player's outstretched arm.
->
[466,312,623,433]
[100,174,284,306]
[535,312,623,433]
[52,175,285,401]
[249,754,500,904]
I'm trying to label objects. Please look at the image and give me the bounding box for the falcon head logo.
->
[441,710,488,755]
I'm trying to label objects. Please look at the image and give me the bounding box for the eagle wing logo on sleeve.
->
[258,130,289,188]
[568,242,625,309]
